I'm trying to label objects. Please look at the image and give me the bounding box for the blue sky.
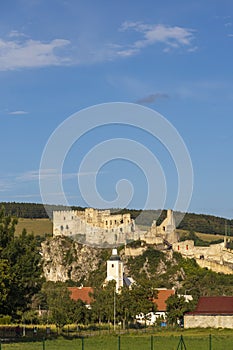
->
[0,0,233,218]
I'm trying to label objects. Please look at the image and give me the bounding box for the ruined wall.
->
[196,259,233,274]
[124,246,147,257]
[141,209,178,245]
[173,240,233,274]
[53,209,136,246]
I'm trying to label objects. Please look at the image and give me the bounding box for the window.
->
[64,217,66,220]
[186,245,188,250]
[60,225,63,231]
[112,264,114,268]
[66,225,69,229]
[177,245,180,250]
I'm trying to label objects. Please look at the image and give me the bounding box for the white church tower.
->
[106,248,123,292]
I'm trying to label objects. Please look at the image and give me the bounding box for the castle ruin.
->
[53,208,177,247]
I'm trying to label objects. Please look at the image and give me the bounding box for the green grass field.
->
[14,218,52,236]
[1,330,233,350]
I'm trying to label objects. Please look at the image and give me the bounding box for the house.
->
[136,288,175,325]
[184,296,233,329]
[68,286,94,308]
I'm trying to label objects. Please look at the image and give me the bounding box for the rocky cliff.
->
[41,236,108,284]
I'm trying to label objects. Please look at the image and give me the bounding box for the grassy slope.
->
[15,218,52,236]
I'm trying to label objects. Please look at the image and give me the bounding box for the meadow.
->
[1,329,233,350]
[14,218,52,237]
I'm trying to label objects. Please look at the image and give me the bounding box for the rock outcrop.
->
[41,236,103,283]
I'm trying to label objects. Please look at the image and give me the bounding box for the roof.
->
[153,289,175,311]
[68,287,94,305]
[187,296,233,315]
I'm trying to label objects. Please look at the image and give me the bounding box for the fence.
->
[1,333,233,350]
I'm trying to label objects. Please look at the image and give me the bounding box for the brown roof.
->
[153,289,175,311]
[68,287,94,305]
[188,296,233,315]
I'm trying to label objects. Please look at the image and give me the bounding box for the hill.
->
[41,236,233,301]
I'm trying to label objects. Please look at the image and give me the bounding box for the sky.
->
[0,0,233,219]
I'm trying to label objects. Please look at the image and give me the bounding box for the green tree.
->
[42,282,75,330]
[0,207,17,248]
[166,294,191,326]
[0,259,12,310]
[116,279,157,329]
[0,208,43,318]
[91,281,116,324]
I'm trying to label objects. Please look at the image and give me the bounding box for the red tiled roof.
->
[68,287,94,305]
[188,296,233,315]
[153,289,175,311]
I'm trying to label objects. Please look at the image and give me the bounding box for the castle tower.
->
[106,248,123,292]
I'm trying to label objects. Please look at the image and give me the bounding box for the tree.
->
[0,208,43,318]
[0,259,12,309]
[0,206,17,248]
[91,281,116,324]
[116,279,157,329]
[166,294,191,326]
[73,299,90,325]
[2,229,43,316]
[42,282,75,330]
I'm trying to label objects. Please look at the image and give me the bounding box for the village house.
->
[68,286,94,308]
[184,296,233,329]
[136,288,175,325]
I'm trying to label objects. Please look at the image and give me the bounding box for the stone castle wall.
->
[173,240,233,274]
[53,208,137,246]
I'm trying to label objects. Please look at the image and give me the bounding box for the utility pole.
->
[114,288,116,331]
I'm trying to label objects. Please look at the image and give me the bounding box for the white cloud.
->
[0,36,71,70]
[17,169,105,182]
[8,30,28,38]
[0,23,196,70]
[8,110,28,115]
[118,21,196,56]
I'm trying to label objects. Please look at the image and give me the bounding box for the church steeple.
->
[106,248,123,292]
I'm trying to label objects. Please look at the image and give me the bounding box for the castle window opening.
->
[60,225,63,231]
[106,220,108,225]
[163,226,165,231]
[110,220,112,225]
[186,245,188,250]
[71,216,73,220]
[178,245,180,250]
[115,220,117,224]
[66,225,69,229]
[112,264,114,268]
[64,217,66,220]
